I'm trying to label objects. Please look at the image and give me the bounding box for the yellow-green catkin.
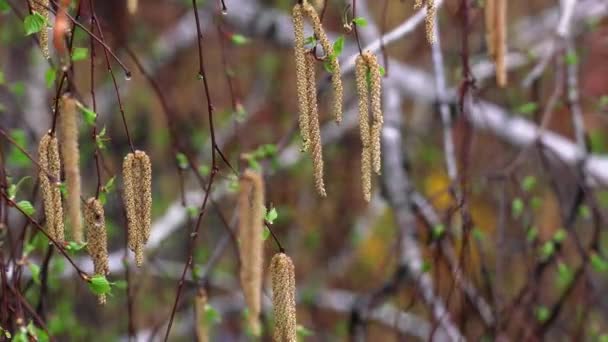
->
[59,95,83,242]
[292,3,310,151]
[270,253,297,342]
[38,132,64,242]
[414,0,423,9]
[29,0,50,59]
[128,0,138,14]
[302,2,343,124]
[194,289,209,342]
[84,197,108,304]
[123,150,152,267]
[305,53,326,197]
[238,170,265,336]
[364,53,383,175]
[425,0,436,44]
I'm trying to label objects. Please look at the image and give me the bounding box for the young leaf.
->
[65,241,87,253]
[7,129,30,168]
[262,226,270,241]
[352,17,368,27]
[24,12,46,36]
[45,68,56,88]
[205,304,222,324]
[265,207,278,224]
[333,36,345,56]
[17,200,35,216]
[231,33,249,45]
[79,105,97,126]
[71,47,89,61]
[176,153,188,169]
[29,263,41,285]
[88,275,112,295]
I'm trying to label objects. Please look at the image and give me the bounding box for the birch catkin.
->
[123,150,152,267]
[194,289,209,342]
[292,3,310,151]
[128,0,138,14]
[306,53,326,197]
[485,0,507,87]
[425,0,437,44]
[365,53,384,175]
[301,2,343,124]
[270,253,297,342]
[38,132,64,242]
[29,0,50,59]
[84,197,108,304]
[238,170,265,336]
[59,95,83,242]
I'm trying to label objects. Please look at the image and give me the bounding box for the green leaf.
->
[27,321,49,342]
[103,176,115,193]
[10,81,25,97]
[431,224,445,240]
[0,71,4,85]
[526,226,538,243]
[539,241,555,260]
[186,206,199,218]
[262,226,270,240]
[303,35,316,46]
[323,54,336,74]
[65,241,87,253]
[517,102,538,115]
[71,47,88,61]
[24,12,47,36]
[297,325,314,337]
[198,165,210,176]
[204,304,222,324]
[265,207,278,224]
[535,306,550,322]
[511,198,524,219]
[556,262,573,288]
[87,275,112,295]
[176,153,188,169]
[565,50,579,66]
[113,280,128,289]
[44,68,56,88]
[7,129,30,168]
[230,33,249,45]
[96,126,109,150]
[29,263,41,284]
[352,17,368,27]
[590,253,608,273]
[0,0,10,13]
[578,205,591,219]
[79,105,97,126]
[333,36,345,56]
[521,175,537,192]
[378,66,386,77]
[17,200,35,216]
[553,229,567,243]
[421,260,432,273]
[8,176,31,200]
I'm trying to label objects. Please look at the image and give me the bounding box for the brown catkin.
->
[84,197,108,304]
[194,289,209,342]
[29,0,50,59]
[485,0,496,58]
[305,53,326,197]
[292,3,310,151]
[123,150,152,267]
[38,132,64,242]
[302,2,343,124]
[128,0,138,14]
[270,253,297,342]
[414,0,423,9]
[238,169,265,336]
[495,0,507,87]
[364,52,383,175]
[59,95,82,242]
[424,0,436,44]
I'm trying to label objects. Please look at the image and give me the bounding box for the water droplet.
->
[124,71,132,81]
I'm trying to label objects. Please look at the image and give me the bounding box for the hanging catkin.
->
[123,150,152,267]
[238,169,265,336]
[38,132,64,242]
[84,197,108,304]
[485,0,496,59]
[425,0,436,44]
[301,2,343,124]
[59,95,83,242]
[29,0,50,59]
[194,289,209,342]
[270,253,297,342]
[365,53,383,175]
[292,3,310,152]
[305,53,326,197]
[485,0,507,87]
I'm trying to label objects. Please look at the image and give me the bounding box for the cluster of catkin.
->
[38,132,64,242]
[237,170,265,336]
[123,150,152,267]
[485,0,507,87]
[84,198,109,304]
[414,0,437,44]
[59,95,83,242]
[355,52,383,202]
[194,288,209,342]
[29,0,50,59]
[293,0,343,197]
[270,253,297,342]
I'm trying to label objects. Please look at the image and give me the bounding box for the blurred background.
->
[1,0,608,340]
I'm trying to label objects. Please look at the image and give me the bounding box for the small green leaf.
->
[303,35,316,46]
[378,66,386,77]
[511,198,524,219]
[205,304,222,324]
[262,226,270,240]
[431,224,445,240]
[17,200,35,216]
[186,206,199,218]
[7,129,30,168]
[333,36,345,56]
[472,227,485,241]
[565,50,579,66]
[535,306,550,322]
[103,176,115,193]
[265,207,278,224]
[8,176,31,200]
[421,260,432,273]
[521,175,537,192]
[539,241,555,260]
[578,205,591,219]
[96,126,109,150]
[79,105,97,126]
[45,68,56,88]
[71,47,89,61]
[113,280,128,289]
[0,0,10,13]
[517,102,538,115]
[29,263,41,285]
[556,262,573,288]
[65,241,87,253]
[198,165,210,176]
[10,82,25,97]
[297,325,314,337]
[24,12,47,36]
[323,54,336,74]
[553,229,567,243]
[526,226,538,243]
[352,17,368,27]
[230,33,249,45]
[590,253,608,273]
[88,275,112,295]
[176,153,188,169]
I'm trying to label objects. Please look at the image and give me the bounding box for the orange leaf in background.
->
[53,0,71,56]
